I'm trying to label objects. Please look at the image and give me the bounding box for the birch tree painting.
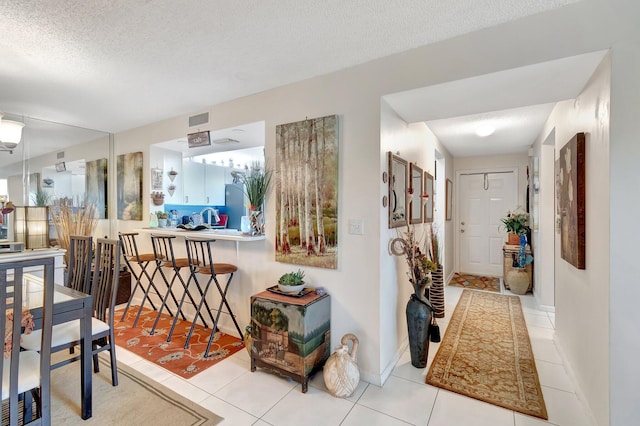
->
[275,115,338,269]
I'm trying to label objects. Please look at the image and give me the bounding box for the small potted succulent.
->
[277,269,306,293]
[156,211,169,227]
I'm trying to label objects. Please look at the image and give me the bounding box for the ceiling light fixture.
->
[212,138,240,145]
[475,124,495,137]
[0,113,26,154]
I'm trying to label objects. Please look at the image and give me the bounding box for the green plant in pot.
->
[32,188,53,206]
[241,161,272,235]
[278,269,306,293]
[500,210,529,244]
[156,211,169,227]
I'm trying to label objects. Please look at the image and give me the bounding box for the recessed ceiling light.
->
[475,125,495,137]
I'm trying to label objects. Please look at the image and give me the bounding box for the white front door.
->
[459,171,516,276]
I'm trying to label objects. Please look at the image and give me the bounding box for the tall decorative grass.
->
[51,197,98,266]
[241,161,272,211]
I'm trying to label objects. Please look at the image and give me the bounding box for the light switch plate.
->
[348,219,364,235]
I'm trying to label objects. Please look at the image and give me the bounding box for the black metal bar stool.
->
[119,232,177,327]
[184,236,242,357]
[149,235,213,340]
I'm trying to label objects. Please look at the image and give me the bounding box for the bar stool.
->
[184,237,242,357]
[149,235,213,340]
[118,232,178,327]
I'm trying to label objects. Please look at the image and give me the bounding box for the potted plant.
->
[241,161,272,211]
[278,269,306,293]
[241,161,272,235]
[500,210,529,245]
[156,211,169,227]
[32,188,53,206]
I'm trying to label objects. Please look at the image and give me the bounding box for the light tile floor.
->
[115,285,593,426]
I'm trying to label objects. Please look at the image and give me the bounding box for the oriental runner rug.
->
[114,306,244,379]
[426,290,548,419]
[448,272,500,292]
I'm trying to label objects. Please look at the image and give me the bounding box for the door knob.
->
[461,221,465,225]
[460,229,465,233]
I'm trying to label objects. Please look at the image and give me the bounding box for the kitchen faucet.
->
[200,207,220,225]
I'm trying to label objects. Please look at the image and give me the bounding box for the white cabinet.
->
[204,164,226,205]
[181,160,226,205]
[182,160,205,205]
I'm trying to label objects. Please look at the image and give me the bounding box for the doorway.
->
[457,169,517,276]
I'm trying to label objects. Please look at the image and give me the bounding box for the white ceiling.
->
[0,0,585,167]
[385,50,608,157]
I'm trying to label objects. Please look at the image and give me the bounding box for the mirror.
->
[424,171,434,223]
[409,162,423,224]
[0,114,112,243]
[388,152,407,228]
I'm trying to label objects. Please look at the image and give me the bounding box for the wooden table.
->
[23,274,93,420]
[2,250,94,420]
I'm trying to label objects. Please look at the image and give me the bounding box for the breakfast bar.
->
[137,227,265,260]
[130,227,267,339]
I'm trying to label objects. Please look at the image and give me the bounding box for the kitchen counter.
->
[137,227,265,242]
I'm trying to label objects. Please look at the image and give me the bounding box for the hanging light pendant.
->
[0,119,25,144]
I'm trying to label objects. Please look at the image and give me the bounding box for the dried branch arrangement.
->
[51,197,98,265]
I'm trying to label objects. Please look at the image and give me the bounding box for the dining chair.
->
[1,256,55,425]
[65,235,93,357]
[66,235,93,294]
[21,238,122,386]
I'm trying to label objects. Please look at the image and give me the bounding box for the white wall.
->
[532,53,611,426]
[531,137,556,310]
[379,102,451,380]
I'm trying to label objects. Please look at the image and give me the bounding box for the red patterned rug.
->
[448,272,500,292]
[114,306,244,379]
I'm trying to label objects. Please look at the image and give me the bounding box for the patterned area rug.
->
[426,290,548,419]
[448,272,500,292]
[115,306,244,379]
[4,356,223,425]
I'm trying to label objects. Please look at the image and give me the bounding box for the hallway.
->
[114,285,591,425]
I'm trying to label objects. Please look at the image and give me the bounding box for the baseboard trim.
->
[552,334,599,426]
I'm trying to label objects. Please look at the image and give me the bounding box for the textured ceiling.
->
[0,0,579,134]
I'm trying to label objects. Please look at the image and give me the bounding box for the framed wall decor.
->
[388,152,408,228]
[151,167,163,191]
[86,158,108,219]
[445,178,453,221]
[424,171,434,223]
[117,151,143,220]
[409,162,424,224]
[559,132,586,269]
[275,114,339,269]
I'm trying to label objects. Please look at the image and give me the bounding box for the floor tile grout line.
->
[199,394,260,423]
[425,388,440,426]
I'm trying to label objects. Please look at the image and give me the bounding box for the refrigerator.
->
[225,183,246,230]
